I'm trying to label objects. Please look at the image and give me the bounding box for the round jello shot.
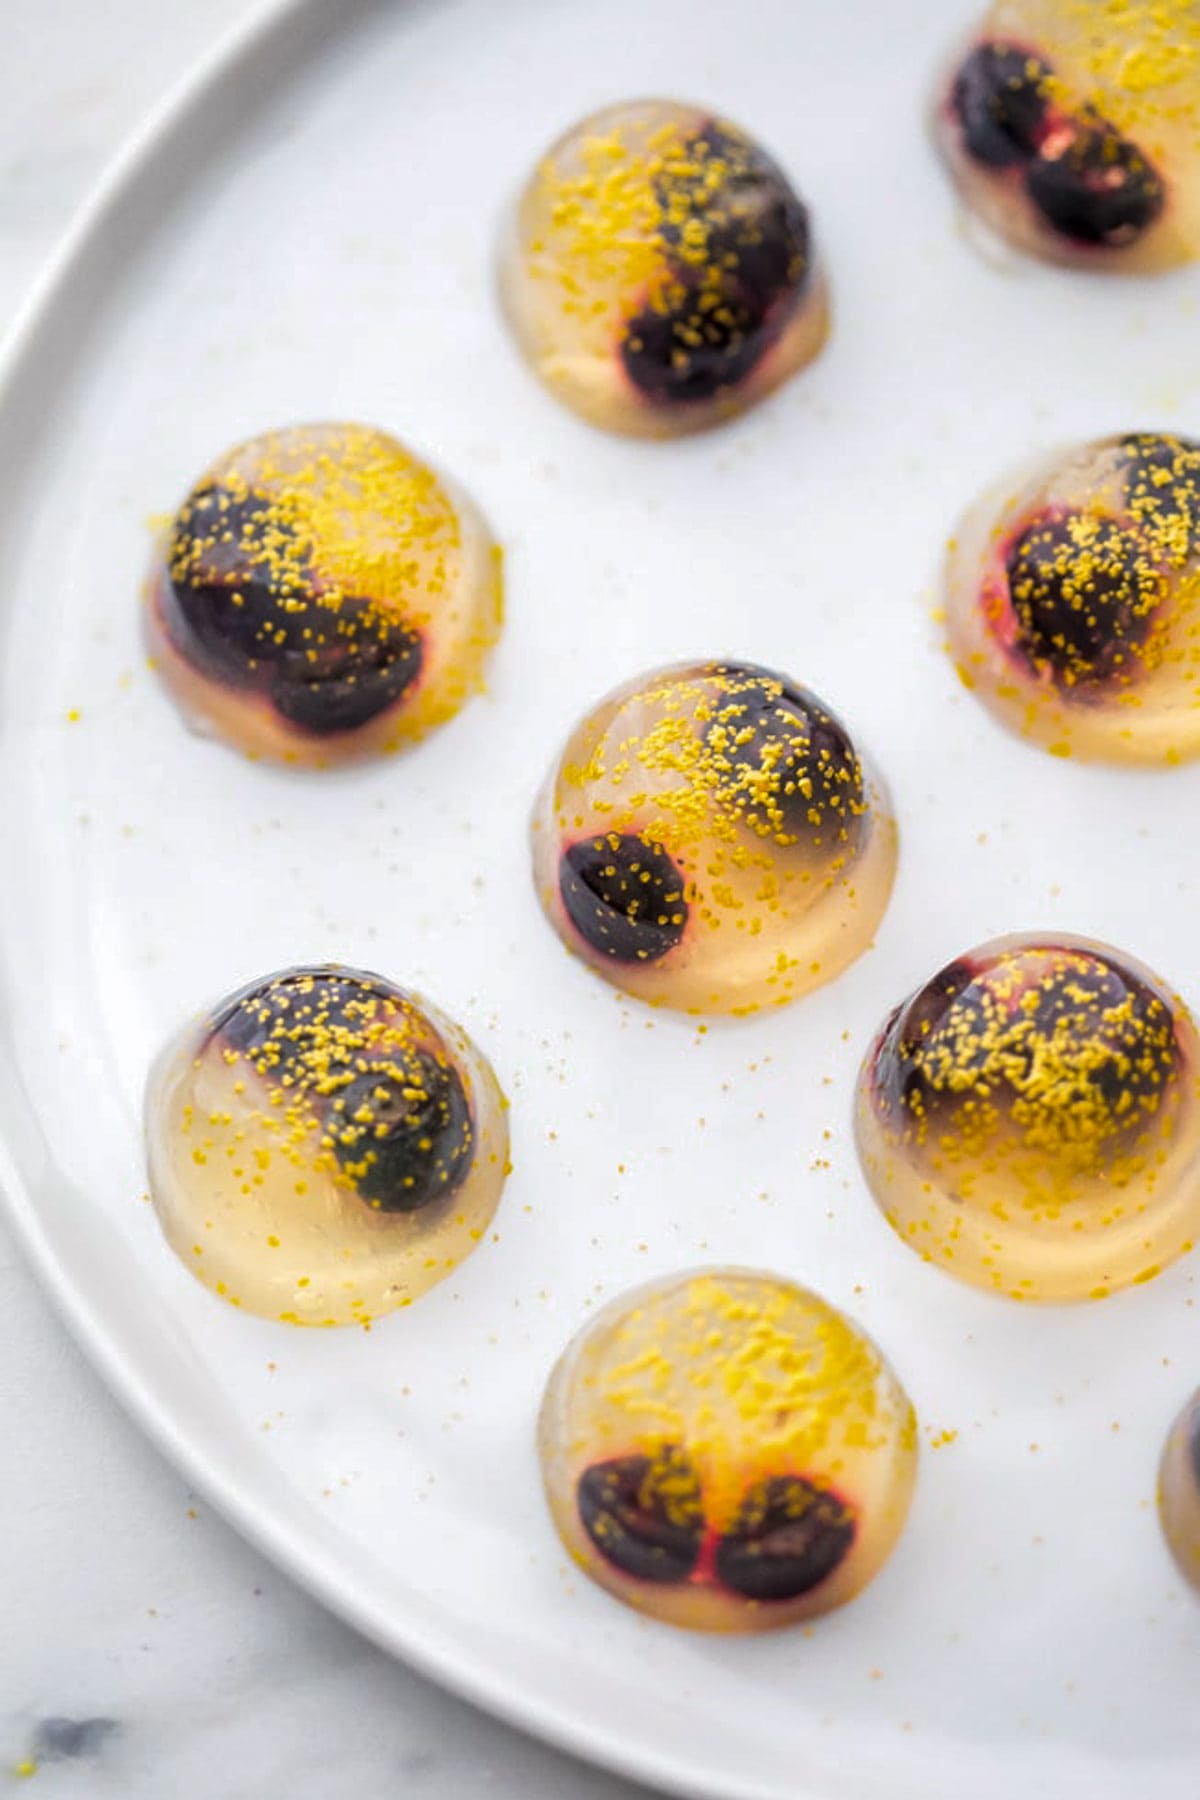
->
[1159,1388,1200,1588]
[935,2,1200,270]
[945,432,1200,763]
[146,423,502,767]
[499,100,828,437]
[144,966,509,1325]
[855,933,1200,1302]
[531,661,897,1015]
[539,1270,918,1632]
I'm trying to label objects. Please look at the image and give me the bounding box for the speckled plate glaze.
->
[1,2,1199,1797]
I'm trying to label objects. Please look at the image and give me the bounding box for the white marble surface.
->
[0,4,656,1794]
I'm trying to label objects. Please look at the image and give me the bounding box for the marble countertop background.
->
[0,4,657,1795]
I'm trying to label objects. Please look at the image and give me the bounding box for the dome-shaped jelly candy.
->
[1159,1388,1200,1589]
[855,934,1200,1301]
[531,661,897,1014]
[499,100,828,437]
[144,966,509,1325]
[539,1270,918,1632]
[146,423,502,767]
[945,433,1200,763]
[935,2,1200,271]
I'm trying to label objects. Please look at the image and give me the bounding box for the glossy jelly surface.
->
[1159,1388,1200,1588]
[935,1,1200,271]
[945,432,1200,763]
[146,422,502,767]
[144,966,509,1325]
[531,660,897,1014]
[539,1270,918,1632]
[856,933,1200,1302]
[499,100,828,437]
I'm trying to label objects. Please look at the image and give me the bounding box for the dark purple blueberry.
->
[162,485,315,685]
[1027,958,1178,1112]
[883,949,1178,1135]
[210,968,473,1212]
[620,285,771,406]
[329,1050,473,1213]
[211,967,393,1076]
[875,958,979,1117]
[671,122,811,306]
[878,956,1029,1128]
[559,833,687,964]
[951,42,1051,168]
[706,662,864,843]
[164,483,419,731]
[576,1450,704,1584]
[1026,120,1165,247]
[270,612,423,736]
[622,122,810,407]
[893,959,976,1053]
[1005,510,1162,683]
[1119,434,1200,554]
[714,1476,854,1602]
[163,579,272,685]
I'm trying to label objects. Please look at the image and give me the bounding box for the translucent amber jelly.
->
[856,933,1200,1301]
[1159,1388,1200,1588]
[531,660,897,1015]
[499,100,828,437]
[539,1270,918,1631]
[147,423,502,767]
[935,2,1200,271]
[145,965,509,1325]
[946,432,1200,763]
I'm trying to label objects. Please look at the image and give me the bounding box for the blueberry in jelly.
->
[944,434,1200,762]
[952,42,1050,167]
[1119,434,1200,547]
[889,957,975,1054]
[539,1270,918,1631]
[215,975,475,1214]
[147,423,502,768]
[1005,511,1162,681]
[212,967,386,1070]
[655,123,808,283]
[856,934,1200,1303]
[576,1450,704,1584]
[330,1052,473,1213]
[873,956,982,1119]
[145,965,509,1325]
[168,494,425,735]
[705,663,865,843]
[714,1476,856,1602]
[962,953,1163,1130]
[886,949,1179,1147]
[558,833,688,965]
[620,286,770,407]
[934,5,1200,272]
[620,122,811,407]
[499,100,827,438]
[162,485,313,686]
[1026,120,1165,247]
[534,661,896,1013]
[690,123,811,302]
[1028,959,1178,1110]
[270,611,423,737]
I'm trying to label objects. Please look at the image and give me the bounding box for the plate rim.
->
[0,4,831,1796]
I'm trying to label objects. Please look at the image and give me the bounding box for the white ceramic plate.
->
[2,2,1199,1795]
